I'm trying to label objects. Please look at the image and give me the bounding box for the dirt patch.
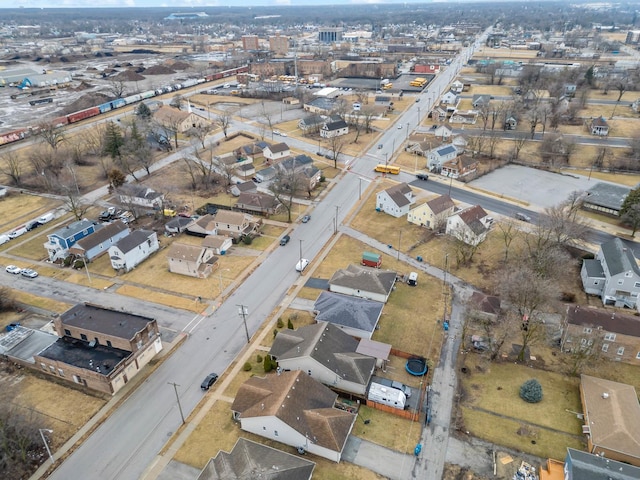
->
[145,64,176,75]
[112,70,146,82]
[443,464,491,480]
[169,61,192,70]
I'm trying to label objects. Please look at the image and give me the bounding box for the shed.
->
[361,251,382,268]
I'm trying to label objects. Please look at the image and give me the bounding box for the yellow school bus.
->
[374,164,400,174]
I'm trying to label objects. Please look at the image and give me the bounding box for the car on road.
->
[200,373,219,390]
[377,143,383,149]
[8,226,27,239]
[20,268,38,278]
[26,220,42,231]
[5,265,21,274]
[415,98,420,102]
[397,124,403,129]
[279,132,288,137]
[301,215,311,223]
[296,258,310,272]
[514,212,532,222]
[279,235,290,246]
[273,129,281,136]
[416,173,429,181]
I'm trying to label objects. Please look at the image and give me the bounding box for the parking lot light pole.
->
[39,429,54,465]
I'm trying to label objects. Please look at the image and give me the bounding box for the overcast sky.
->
[7,0,433,8]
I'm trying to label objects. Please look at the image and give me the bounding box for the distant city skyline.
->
[5,0,445,8]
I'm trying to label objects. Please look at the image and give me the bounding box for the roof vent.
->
[602,392,609,399]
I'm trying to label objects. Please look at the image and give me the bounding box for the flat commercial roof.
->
[39,337,129,375]
[60,303,154,340]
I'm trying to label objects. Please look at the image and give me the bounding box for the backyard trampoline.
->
[406,356,428,376]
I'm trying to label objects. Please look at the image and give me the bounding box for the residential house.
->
[167,242,217,278]
[441,155,478,179]
[579,375,640,467]
[214,210,257,238]
[230,181,257,197]
[69,220,129,261]
[108,230,159,272]
[238,141,268,160]
[118,184,164,209]
[314,291,384,339]
[406,140,432,157]
[468,291,501,322]
[376,182,415,218]
[201,235,232,255]
[263,142,290,162]
[440,90,459,106]
[590,116,609,136]
[426,144,458,172]
[407,194,456,230]
[471,94,491,108]
[235,192,282,216]
[185,214,218,237]
[562,305,640,363]
[153,105,209,133]
[303,97,337,114]
[451,135,468,150]
[581,237,640,308]
[433,124,453,140]
[582,182,630,217]
[298,114,328,133]
[165,216,194,234]
[504,116,518,130]
[230,370,356,462]
[269,322,376,396]
[446,205,492,246]
[320,118,349,138]
[328,264,397,303]
[553,448,640,480]
[253,166,277,183]
[34,303,162,395]
[278,155,322,192]
[197,438,315,480]
[450,80,464,94]
[449,110,478,124]
[431,106,447,122]
[44,219,98,262]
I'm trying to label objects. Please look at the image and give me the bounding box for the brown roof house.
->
[34,303,162,395]
[375,182,415,218]
[69,220,130,261]
[580,374,640,467]
[230,181,257,197]
[263,142,290,162]
[446,205,492,246]
[269,322,376,396]
[167,242,218,278]
[235,192,282,216]
[329,264,397,303]
[153,105,209,133]
[590,116,609,136]
[442,155,478,179]
[467,291,501,322]
[185,214,218,237]
[408,194,456,230]
[230,370,357,462]
[561,305,640,364]
[201,235,233,255]
[197,438,315,480]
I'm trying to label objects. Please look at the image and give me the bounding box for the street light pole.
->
[298,240,303,274]
[397,230,402,260]
[39,429,54,465]
[237,304,250,344]
[167,382,185,424]
[334,206,339,235]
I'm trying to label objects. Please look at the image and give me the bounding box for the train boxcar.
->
[50,116,70,128]
[123,94,142,105]
[140,90,155,100]
[112,98,126,109]
[182,78,198,88]
[0,129,27,146]
[98,102,113,114]
[66,107,100,124]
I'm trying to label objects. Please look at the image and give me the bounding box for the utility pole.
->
[298,239,304,274]
[167,382,185,424]
[442,253,449,323]
[237,304,250,344]
[334,206,339,235]
[397,230,402,260]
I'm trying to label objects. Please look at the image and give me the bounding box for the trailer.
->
[367,382,406,410]
[362,251,382,268]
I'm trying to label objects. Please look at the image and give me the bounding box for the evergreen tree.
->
[102,121,124,160]
[620,187,640,236]
[136,102,151,119]
[519,379,543,403]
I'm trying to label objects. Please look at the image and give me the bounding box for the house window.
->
[617,347,625,356]
[587,339,593,346]
[274,430,278,437]
[137,340,143,349]
[583,328,592,334]
[73,375,82,384]
[58,368,64,377]
[40,363,47,370]
[617,280,624,285]
[634,282,640,288]
[64,329,71,336]
[625,272,633,277]
[80,333,87,341]
[580,338,587,346]
[49,365,55,373]
[107,340,112,347]
[602,343,609,352]
[604,333,616,341]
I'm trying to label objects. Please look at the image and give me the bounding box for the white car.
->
[20,268,38,278]
[397,124,403,129]
[295,258,309,272]
[5,265,21,274]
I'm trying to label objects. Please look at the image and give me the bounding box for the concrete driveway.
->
[342,435,416,480]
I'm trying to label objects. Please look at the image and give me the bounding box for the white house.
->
[446,205,492,246]
[118,185,164,209]
[320,119,349,138]
[108,230,159,272]
[263,142,290,161]
[230,370,356,462]
[440,90,459,106]
[376,182,414,218]
[269,322,376,396]
[426,144,458,172]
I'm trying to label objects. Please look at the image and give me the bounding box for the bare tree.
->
[611,80,628,118]
[326,135,346,168]
[0,150,24,186]
[260,101,275,136]
[188,124,213,149]
[448,235,480,268]
[216,111,232,138]
[37,121,65,151]
[511,132,528,162]
[496,218,519,263]
[269,166,302,223]
[107,79,127,98]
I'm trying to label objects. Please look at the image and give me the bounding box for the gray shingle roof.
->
[582,259,605,278]
[584,182,630,211]
[329,264,396,296]
[75,221,127,251]
[565,448,640,480]
[113,230,154,254]
[313,291,383,335]
[601,237,640,277]
[382,182,412,208]
[52,219,95,240]
[269,322,376,386]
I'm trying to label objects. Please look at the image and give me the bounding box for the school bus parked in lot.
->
[374,164,400,174]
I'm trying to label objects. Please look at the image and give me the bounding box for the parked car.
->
[5,265,21,274]
[8,226,27,239]
[415,173,429,181]
[295,258,309,272]
[279,235,290,246]
[0,235,9,246]
[251,176,262,183]
[378,144,383,149]
[39,213,55,224]
[273,129,281,136]
[6,322,20,332]
[397,124,403,129]
[301,215,311,223]
[514,212,532,222]
[200,373,219,390]
[20,268,38,278]
[26,220,42,231]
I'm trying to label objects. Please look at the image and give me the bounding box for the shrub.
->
[287,318,294,329]
[73,259,86,270]
[63,256,73,267]
[243,362,252,372]
[263,356,273,373]
[276,317,284,328]
[273,329,278,338]
[560,292,576,302]
[242,235,253,245]
[256,354,263,363]
[519,379,543,403]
